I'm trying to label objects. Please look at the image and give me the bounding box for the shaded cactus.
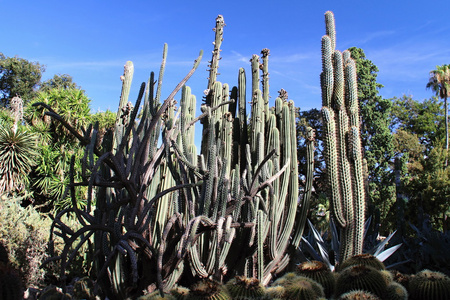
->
[169,286,190,300]
[386,281,408,300]
[0,241,8,264]
[335,265,387,299]
[296,260,335,298]
[137,291,177,300]
[336,254,385,272]
[320,10,366,263]
[390,270,411,290]
[189,279,231,300]
[264,286,285,300]
[72,277,96,300]
[282,276,325,300]
[408,269,450,300]
[0,263,23,300]
[337,290,381,300]
[225,276,265,299]
[38,286,72,300]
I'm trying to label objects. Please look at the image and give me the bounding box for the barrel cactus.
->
[408,269,450,300]
[335,265,387,299]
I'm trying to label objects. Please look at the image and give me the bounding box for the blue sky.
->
[2,0,450,114]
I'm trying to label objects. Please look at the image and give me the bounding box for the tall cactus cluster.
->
[39,14,314,299]
[320,11,366,262]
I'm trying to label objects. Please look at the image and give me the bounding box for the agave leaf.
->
[306,219,333,269]
[300,236,324,263]
[372,230,397,257]
[363,215,372,241]
[375,243,402,262]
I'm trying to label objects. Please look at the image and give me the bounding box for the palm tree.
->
[426,64,450,166]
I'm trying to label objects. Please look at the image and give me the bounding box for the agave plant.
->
[299,217,403,271]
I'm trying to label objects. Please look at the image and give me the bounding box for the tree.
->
[426,64,450,166]
[0,53,45,106]
[26,88,92,210]
[39,74,81,93]
[390,95,449,230]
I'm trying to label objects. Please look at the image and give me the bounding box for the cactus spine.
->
[320,10,366,262]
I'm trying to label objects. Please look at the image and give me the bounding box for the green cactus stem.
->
[320,10,366,262]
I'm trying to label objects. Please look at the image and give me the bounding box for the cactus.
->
[282,276,325,300]
[225,276,265,299]
[296,261,335,298]
[386,282,408,300]
[169,286,190,300]
[337,290,381,300]
[137,291,177,300]
[320,10,366,263]
[408,269,450,300]
[72,277,96,300]
[189,279,231,300]
[335,265,387,299]
[336,254,385,272]
[39,13,314,299]
[0,263,23,300]
[263,286,285,300]
[0,241,9,265]
[38,286,71,300]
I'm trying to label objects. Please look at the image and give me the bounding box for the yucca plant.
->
[0,125,38,195]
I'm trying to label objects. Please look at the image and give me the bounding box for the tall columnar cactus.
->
[40,14,314,299]
[320,11,366,262]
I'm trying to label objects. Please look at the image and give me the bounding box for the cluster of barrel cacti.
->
[38,14,314,299]
[320,11,366,263]
[131,254,449,299]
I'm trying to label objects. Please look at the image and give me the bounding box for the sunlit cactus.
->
[320,10,366,262]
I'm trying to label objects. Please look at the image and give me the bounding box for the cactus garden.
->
[0,9,450,300]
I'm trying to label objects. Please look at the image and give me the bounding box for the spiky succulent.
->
[225,276,265,299]
[335,265,387,299]
[296,260,335,298]
[336,254,385,272]
[409,269,450,300]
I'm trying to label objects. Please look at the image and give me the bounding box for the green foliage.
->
[40,74,81,93]
[0,124,38,194]
[426,64,450,162]
[0,197,51,288]
[390,95,450,230]
[25,88,92,210]
[0,53,45,106]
